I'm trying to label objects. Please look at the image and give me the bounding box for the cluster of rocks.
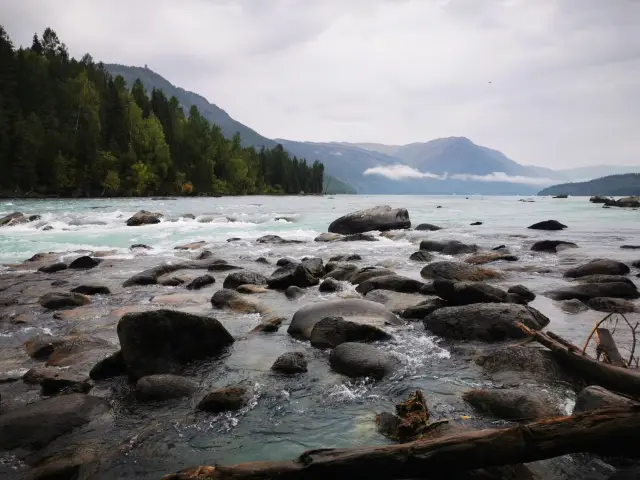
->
[591,196,640,208]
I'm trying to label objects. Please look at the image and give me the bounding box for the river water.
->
[1,195,639,478]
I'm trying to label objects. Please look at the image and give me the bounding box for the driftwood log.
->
[518,324,640,397]
[162,406,640,480]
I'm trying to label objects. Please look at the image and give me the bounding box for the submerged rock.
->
[0,211,28,227]
[409,251,434,262]
[341,233,378,242]
[130,243,151,250]
[401,298,448,320]
[329,253,362,262]
[328,205,410,234]
[68,256,102,269]
[419,239,477,255]
[329,342,399,379]
[285,285,305,300]
[476,345,569,384]
[319,277,344,293]
[211,289,266,314]
[126,210,162,226]
[23,366,91,395]
[415,223,442,231]
[186,274,215,290]
[197,250,214,260]
[288,298,401,340]
[256,234,304,244]
[117,309,234,380]
[136,374,198,401]
[71,285,111,295]
[573,386,638,414]
[547,282,639,301]
[558,299,589,314]
[420,261,504,282]
[464,253,518,265]
[236,284,267,294]
[310,316,392,349]
[356,274,431,295]
[250,313,285,333]
[271,352,307,374]
[123,263,188,287]
[174,241,206,250]
[323,263,361,281]
[424,303,549,341]
[528,220,567,231]
[463,388,562,421]
[314,232,343,242]
[564,259,630,278]
[586,297,637,313]
[531,240,578,253]
[577,274,637,287]
[223,271,268,289]
[90,350,127,380]
[38,262,68,274]
[0,393,109,450]
[39,292,90,310]
[197,386,248,413]
[349,266,395,285]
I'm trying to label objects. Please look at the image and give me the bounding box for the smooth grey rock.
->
[547,282,639,301]
[415,223,442,231]
[356,274,431,295]
[464,388,562,421]
[38,262,68,274]
[419,239,477,255]
[432,279,507,305]
[531,240,578,253]
[401,298,448,320]
[197,386,248,413]
[310,316,392,349]
[39,292,90,310]
[420,261,503,281]
[126,210,162,226]
[319,277,344,293]
[136,374,197,401]
[528,220,567,230]
[409,251,434,262]
[564,259,630,278]
[223,271,268,289]
[587,297,637,313]
[329,342,399,379]
[328,205,410,234]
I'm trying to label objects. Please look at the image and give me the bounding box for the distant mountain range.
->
[105,64,640,195]
[538,173,640,197]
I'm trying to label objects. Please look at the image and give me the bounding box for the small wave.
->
[327,378,376,403]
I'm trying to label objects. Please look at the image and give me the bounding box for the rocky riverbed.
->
[1,199,640,479]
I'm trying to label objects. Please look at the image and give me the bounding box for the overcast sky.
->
[2,0,639,168]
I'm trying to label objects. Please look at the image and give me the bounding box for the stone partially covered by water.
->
[328,205,410,234]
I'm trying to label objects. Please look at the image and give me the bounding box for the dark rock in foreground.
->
[420,261,503,282]
[409,251,434,262]
[424,303,549,341]
[564,259,630,278]
[39,292,90,310]
[328,205,410,234]
[186,274,215,290]
[271,352,307,374]
[288,298,401,340]
[38,262,68,273]
[71,284,111,295]
[0,393,109,450]
[136,374,198,401]
[531,240,578,253]
[310,316,392,349]
[197,386,248,413]
[126,210,162,226]
[463,388,562,421]
[0,211,29,227]
[573,386,638,414]
[267,257,324,290]
[117,309,234,380]
[90,350,127,380]
[415,223,442,231]
[528,220,567,230]
[68,256,102,269]
[319,277,343,293]
[547,282,639,301]
[329,342,399,379]
[223,271,268,289]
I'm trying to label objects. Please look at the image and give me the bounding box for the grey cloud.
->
[1,0,639,169]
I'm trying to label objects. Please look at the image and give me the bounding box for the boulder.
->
[577,275,637,288]
[329,253,362,262]
[123,263,188,287]
[1,211,30,226]
[38,262,68,274]
[158,275,189,287]
[409,251,434,262]
[42,225,54,231]
[507,284,536,302]
[432,279,507,305]
[463,388,562,421]
[117,309,234,380]
[211,289,266,314]
[186,274,215,290]
[276,257,298,268]
[136,374,198,401]
[250,314,285,333]
[475,345,569,384]
[68,256,102,269]
[126,210,162,226]
[401,298,448,320]
[559,299,589,314]
[319,277,344,293]
[464,253,518,265]
[419,239,478,255]
[314,232,343,242]
[547,282,639,301]
[323,263,360,281]
[355,274,431,295]
[590,196,610,204]
[423,303,549,341]
[197,386,248,413]
[564,259,630,278]
[572,386,638,414]
[365,290,432,314]
[89,350,127,380]
[613,196,640,208]
[531,240,578,253]
[256,234,304,245]
[329,342,399,379]
[255,257,270,264]
[70,285,111,295]
[310,316,392,349]
[130,244,151,250]
[267,257,324,290]
[23,366,91,395]
[415,223,442,231]
[174,241,206,250]
[586,297,637,313]
[528,220,567,231]
[285,285,305,300]
[197,250,214,260]
[288,298,401,340]
[222,271,268,289]
[182,213,196,219]
[236,284,267,294]
[0,393,109,450]
[39,292,91,310]
[328,205,411,234]
[349,266,395,285]
[271,352,307,374]
[420,261,503,282]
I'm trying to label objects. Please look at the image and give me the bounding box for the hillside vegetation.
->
[538,173,640,196]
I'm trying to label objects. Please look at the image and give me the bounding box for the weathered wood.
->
[162,406,640,480]
[596,328,626,367]
[519,324,640,397]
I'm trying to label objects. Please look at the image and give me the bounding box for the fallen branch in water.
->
[162,406,640,480]
[518,323,640,397]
